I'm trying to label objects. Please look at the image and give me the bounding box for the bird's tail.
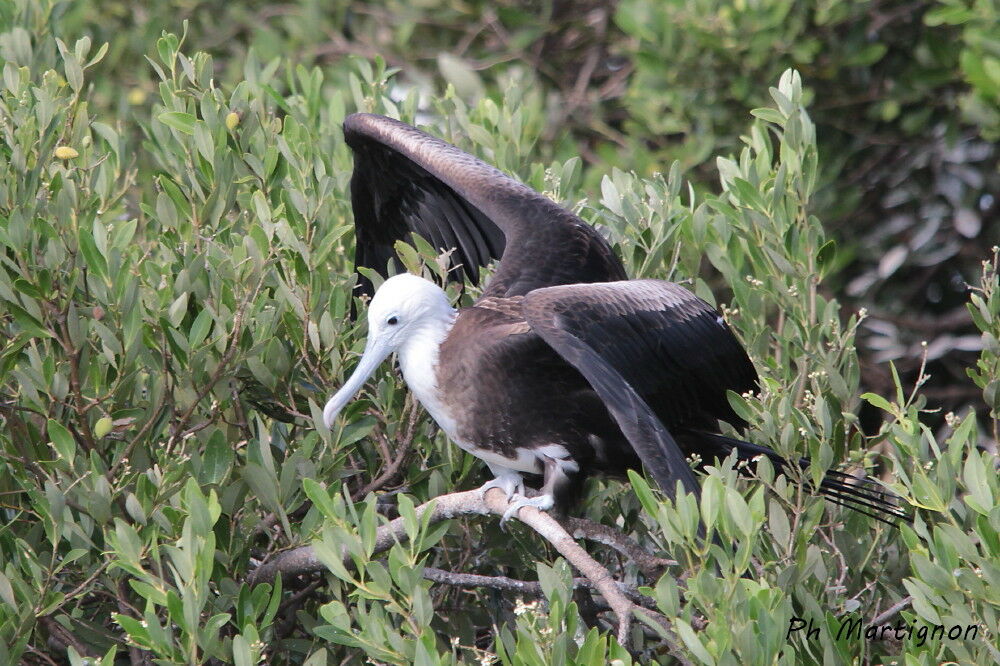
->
[682,432,910,525]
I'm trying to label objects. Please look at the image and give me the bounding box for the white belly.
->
[406,376,547,474]
[396,326,577,476]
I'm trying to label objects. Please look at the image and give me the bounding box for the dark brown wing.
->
[521,280,756,499]
[523,280,757,435]
[343,113,626,300]
[523,281,909,523]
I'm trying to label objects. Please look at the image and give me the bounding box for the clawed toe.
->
[477,474,524,501]
[500,494,555,527]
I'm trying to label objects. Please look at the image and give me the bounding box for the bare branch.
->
[420,566,657,609]
[561,516,677,579]
[498,494,636,645]
[870,595,913,626]
[351,399,420,501]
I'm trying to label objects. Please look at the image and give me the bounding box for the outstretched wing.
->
[523,280,909,523]
[522,280,757,499]
[343,113,625,300]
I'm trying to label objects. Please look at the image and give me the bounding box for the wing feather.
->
[523,281,908,524]
[521,281,729,499]
[344,113,625,300]
[524,280,757,432]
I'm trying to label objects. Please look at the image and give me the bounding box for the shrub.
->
[1,7,998,666]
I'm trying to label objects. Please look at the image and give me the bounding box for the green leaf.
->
[168,292,189,327]
[911,472,947,512]
[200,430,233,485]
[6,302,51,338]
[78,225,109,281]
[48,419,76,464]
[750,107,785,125]
[676,619,714,665]
[303,479,340,521]
[398,493,419,544]
[158,111,197,135]
[962,452,993,514]
[816,239,836,270]
[59,39,84,92]
[0,571,15,607]
[13,278,41,299]
[188,308,213,348]
[626,470,659,517]
[700,475,722,526]
[860,392,893,413]
[113,614,151,646]
[232,634,254,666]
[725,486,753,537]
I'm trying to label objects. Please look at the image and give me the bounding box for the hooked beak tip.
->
[321,399,341,430]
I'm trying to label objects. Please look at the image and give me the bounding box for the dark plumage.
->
[324,113,908,525]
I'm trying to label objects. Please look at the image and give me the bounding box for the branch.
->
[57,312,96,454]
[248,488,645,645]
[501,494,636,645]
[420,567,657,609]
[870,595,913,626]
[350,400,420,501]
[166,272,263,450]
[249,488,487,583]
[38,615,99,658]
[562,516,676,579]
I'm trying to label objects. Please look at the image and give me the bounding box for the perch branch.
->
[493,492,636,644]
[248,487,650,645]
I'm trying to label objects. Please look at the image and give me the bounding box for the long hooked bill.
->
[322,335,392,429]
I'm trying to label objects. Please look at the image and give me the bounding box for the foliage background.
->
[1,0,998,663]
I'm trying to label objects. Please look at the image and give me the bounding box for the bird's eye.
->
[387,316,399,326]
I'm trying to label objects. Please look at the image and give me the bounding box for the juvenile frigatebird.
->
[322,113,906,525]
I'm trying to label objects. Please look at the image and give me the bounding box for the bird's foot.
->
[477,474,524,502]
[500,493,555,527]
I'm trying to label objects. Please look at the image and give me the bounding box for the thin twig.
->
[24,645,60,666]
[38,615,99,658]
[166,272,265,450]
[351,399,420,501]
[420,566,657,609]
[870,596,913,626]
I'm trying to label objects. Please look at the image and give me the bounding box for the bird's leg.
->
[500,454,569,526]
[477,464,524,502]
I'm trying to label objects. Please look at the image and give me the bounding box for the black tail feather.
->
[681,432,910,525]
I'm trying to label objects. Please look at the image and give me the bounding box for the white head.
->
[322,274,454,428]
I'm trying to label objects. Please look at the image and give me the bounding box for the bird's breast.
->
[396,322,461,437]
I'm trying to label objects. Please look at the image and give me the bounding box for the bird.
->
[321,112,907,526]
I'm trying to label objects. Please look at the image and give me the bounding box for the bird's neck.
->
[396,310,457,425]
